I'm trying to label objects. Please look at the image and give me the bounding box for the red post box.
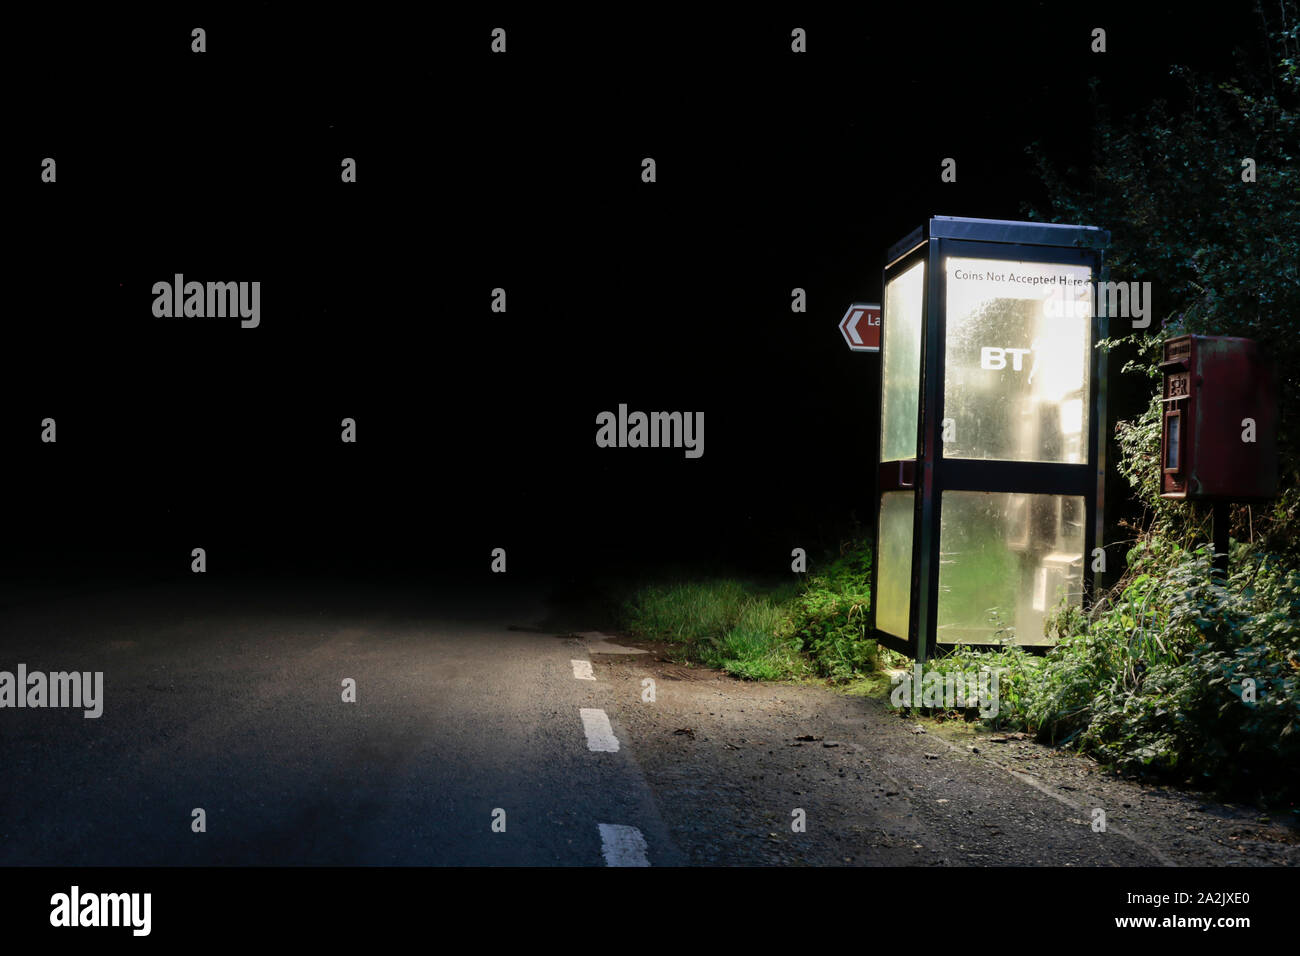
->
[1158,334,1278,501]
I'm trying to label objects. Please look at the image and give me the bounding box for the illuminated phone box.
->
[871,217,1109,660]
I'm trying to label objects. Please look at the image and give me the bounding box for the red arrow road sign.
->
[839,303,881,352]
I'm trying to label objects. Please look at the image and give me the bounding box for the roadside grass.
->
[620,541,891,683]
[702,595,809,680]
[621,579,749,646]
[618,535,1300,807]
[621,579,810,679]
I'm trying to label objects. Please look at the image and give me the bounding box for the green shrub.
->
[1081,546,1300,799]
[922,642,1041,731]
[789,541,878,681]
[938,539,1300,802]
[1030,4,1300,552]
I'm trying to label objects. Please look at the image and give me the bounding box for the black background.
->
[5,5,1266,588]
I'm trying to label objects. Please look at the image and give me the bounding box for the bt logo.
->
[980,346,1034,371]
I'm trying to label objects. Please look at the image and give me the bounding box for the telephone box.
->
[870,217,1109,661]
[1158,335,1278,501]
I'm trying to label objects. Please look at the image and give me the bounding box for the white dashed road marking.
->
[598,823,650,866]
[579,708,620,752]
[571,659,595,680]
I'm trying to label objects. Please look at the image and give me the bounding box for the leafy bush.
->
[789,541,878,681]
[1081,546,1300,799]
[934,539,1300,802]
[922,642,1041,731]
[1030,3,1300,551]
[990,4,1300,803]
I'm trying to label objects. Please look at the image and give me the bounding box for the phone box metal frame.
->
[870,216,1109,663]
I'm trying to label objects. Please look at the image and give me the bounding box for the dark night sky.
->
[3,5,1268,586]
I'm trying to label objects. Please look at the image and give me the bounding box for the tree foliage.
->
[1028,2,1300,550]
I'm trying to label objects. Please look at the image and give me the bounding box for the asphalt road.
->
[0,578,683,866]
[3,577,1295,867]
